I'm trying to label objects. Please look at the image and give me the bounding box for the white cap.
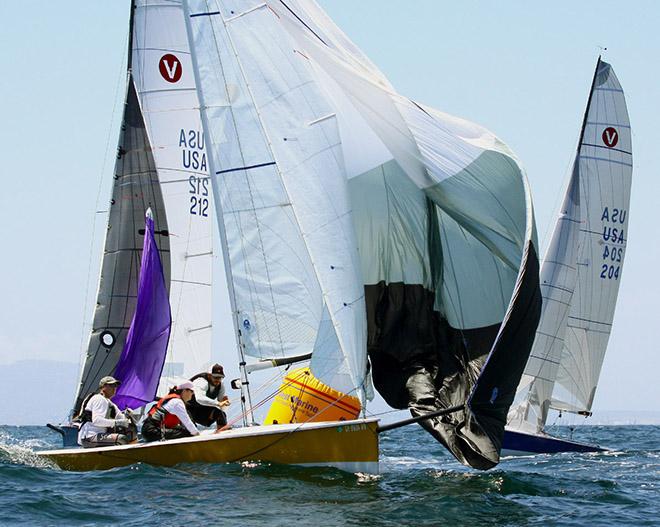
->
[177,381,195,391]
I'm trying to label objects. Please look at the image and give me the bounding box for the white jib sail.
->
[132,0,214,381]
[508,170,581,433]
[182,0,367,398]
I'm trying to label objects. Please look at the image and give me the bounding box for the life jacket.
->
[148,393,182,429]
[190,372,223,400]
[76,392,117,427]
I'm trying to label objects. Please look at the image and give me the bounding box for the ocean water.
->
[0,425,657,526]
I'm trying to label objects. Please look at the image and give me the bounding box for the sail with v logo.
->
[159,53,182,83]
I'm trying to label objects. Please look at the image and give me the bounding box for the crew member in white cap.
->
[141,382,201,442]
[77,376,135,448]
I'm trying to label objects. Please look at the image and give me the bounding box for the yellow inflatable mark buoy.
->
[265,367,361,424]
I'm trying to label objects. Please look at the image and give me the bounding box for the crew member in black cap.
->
[187,364,231,430]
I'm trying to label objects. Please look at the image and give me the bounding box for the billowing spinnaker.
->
[73,77,170,415]
[183,0,367,398]
[554,60,632,414]
[113,210,171,410]
[132,0,213,383]
[268,0,541,469]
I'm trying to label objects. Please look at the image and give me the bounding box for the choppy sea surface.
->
[0,424,657,526]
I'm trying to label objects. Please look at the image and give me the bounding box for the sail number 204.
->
[189,176,209,217]
[599,206,626,280]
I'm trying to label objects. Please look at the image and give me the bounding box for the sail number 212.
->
[189,176,209,217]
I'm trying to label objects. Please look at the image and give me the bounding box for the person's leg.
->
[187,401,216,427]
[80,432,130,448]
[162,426,192,440]
[214,409,227,428]
[141,420,162,442]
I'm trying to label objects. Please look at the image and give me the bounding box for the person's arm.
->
[166,399,200,436]
[192,379,221,407]
[218,384,230,406]
[89,396,117,428]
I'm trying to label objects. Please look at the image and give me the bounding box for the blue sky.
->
[0,1,658,420]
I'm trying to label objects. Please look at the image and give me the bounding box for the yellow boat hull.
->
[38,418,379,473]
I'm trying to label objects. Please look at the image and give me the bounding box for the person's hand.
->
[218,400,230,408]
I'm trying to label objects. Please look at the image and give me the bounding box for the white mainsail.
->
[509,59,632,432]
[132,0,213,381]
[182,0,368,399]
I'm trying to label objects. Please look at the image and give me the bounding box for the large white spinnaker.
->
[132,0,213,383]
[509,59,632,432]
[182,1,368,400]
[267,0,541,469]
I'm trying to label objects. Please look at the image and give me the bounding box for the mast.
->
[181,2,254,426]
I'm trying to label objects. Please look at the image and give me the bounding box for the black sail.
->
[72,77,169,415]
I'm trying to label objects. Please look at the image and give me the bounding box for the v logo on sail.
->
[602,127,619,148]
[159,54,182,83]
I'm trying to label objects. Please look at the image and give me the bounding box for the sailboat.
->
[503,58,632,455]
[40,0,541,473]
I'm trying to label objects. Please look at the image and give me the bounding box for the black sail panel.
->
[72,78,169,415]
[353,151,541,470]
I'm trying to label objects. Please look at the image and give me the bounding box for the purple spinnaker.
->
[113,210,171,410]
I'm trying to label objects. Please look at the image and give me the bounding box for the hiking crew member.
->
[188,364,230,430]
[141,382,200,442]
[77,376,136,448]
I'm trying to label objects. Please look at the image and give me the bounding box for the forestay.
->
[263,0,542,469]
[183,0,368,400]
[132,0,214,382]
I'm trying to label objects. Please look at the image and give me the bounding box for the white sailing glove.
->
[115,418,130,429]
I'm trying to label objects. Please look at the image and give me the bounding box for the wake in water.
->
[0,425,657,526]
[0,430,56,469]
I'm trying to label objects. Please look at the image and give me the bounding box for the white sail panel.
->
[555,61,632,413]
[132,0,213,380]
[184,1,367,396]
[508,170,581,432]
